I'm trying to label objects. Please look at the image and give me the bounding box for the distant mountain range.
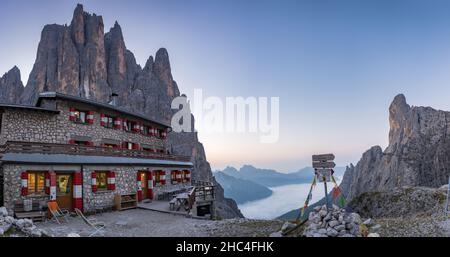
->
[219,165,345,187]
[214,172,273,204]
[214,165,346,205]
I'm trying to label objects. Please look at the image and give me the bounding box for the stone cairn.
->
[303,204,380,237]
[0,206,46,237]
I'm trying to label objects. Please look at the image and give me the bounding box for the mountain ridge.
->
[214,171,273,204]
[217,165,345,187]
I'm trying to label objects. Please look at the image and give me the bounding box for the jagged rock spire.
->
[0,66,24,103]
[388,93,410,145]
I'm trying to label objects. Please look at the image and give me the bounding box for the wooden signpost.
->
[312,153,335,210]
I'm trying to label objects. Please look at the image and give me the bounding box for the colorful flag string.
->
[296,176,316,222]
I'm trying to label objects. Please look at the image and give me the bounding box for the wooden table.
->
[174,193,189,211]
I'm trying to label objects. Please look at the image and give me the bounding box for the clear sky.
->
[2,0,450,172]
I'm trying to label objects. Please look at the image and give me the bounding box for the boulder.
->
[335,224,345,231]
[371,224,381,232]
[350,213,362,224]
[363,218,373,226]
[281,222,296,232]
[326,228,339,237]
[328,220,340,228]
[0,207,8,217]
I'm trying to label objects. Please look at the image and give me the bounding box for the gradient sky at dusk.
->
[2,0,450,172]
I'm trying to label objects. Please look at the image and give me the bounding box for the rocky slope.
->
[347,185,450,237]
[0,4,242,218]
[341,94,450,201]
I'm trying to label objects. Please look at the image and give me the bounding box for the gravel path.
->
[36,209,283,237]
[38,209,210,237]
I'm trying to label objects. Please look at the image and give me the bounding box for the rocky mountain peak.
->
[3,66,21,79]
[70,4,85,46]
[0,66,24,104]
[388,94,411,145]
[340,94,450,202]
[155,48,171,71]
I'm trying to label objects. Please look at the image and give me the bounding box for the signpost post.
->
[312,154,335,210]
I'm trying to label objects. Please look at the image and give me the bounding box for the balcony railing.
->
[2,141,191,162]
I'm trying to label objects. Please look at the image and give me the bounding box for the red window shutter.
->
[133,143,140,150]
[137,173,142,201]
[123,118,128,130]
[68,139,76,145]
[86,141,94,146]
[73,172,83,210]
[87,111,94,124]
[107,171,116,190]
[91,172,97,193]
[21,171,28,196]
[100,114,106,127]
[160,170,166,185]
[171,170,177,184]
[114,117,122,129]
[69,108,76,121]
[147,171,154,200]
[177,170,182,183]
[149,127,154,136]
[184,170,191,182]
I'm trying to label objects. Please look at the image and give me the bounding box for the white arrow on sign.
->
[312,161,336,168]
[312,154,335,162]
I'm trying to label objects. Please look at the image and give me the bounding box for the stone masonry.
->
[0,99,165,149]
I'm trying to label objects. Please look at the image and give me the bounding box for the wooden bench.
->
[14,200,47,222]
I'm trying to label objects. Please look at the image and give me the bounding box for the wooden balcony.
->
[1,141,191,162]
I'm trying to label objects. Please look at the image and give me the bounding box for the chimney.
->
[108,93,118,106]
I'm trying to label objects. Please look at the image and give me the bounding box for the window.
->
[56,174,71,196]
[28,172,46,195]
[122,142,133,150]
[142,126,149,135]
[69,140,93,146]
[102,143,118,148]
[123,120,133,132]
[74,110,87,123]
[171,170,177,184]
[102,114,114,128]
[155,171,161,184]
[70,108,93,124]
[142,146,153,152]
[96,171,108,191]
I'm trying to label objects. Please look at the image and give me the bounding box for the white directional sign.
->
[312,153,335,169]
[312,153,335,210]
[312,161,336,169]
[316,169,332,182]
[312,154,335,162]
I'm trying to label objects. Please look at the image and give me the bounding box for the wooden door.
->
[56,173,73,210]
[140,172,147,200]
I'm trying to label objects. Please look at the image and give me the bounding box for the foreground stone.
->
[0,206,46,237]
[304,204,377,237]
